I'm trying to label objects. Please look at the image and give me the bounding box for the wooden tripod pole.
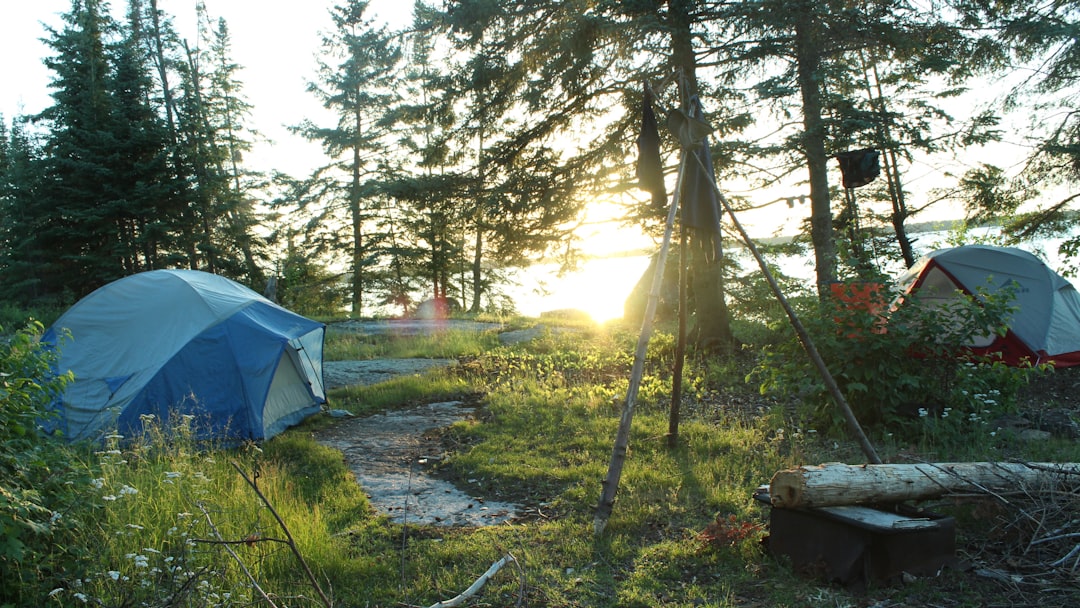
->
[689,153,882,465]
[594,152,690,535]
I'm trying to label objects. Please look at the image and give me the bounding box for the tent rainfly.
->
[43,269,326,442]
[897,245,1080,368]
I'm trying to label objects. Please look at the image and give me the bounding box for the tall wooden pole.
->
[667,222,688,448]
[594,153,689,535]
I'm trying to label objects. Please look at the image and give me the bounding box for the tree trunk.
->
[866,61,916,268]
[769,462,1080,509]
[470,226,482,313]
[350,107,364,316]
[690,231,735,350]
[669,0,735,349]
[885,147,916,267]
[794,3,837,294]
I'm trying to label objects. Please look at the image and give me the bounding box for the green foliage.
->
[275,251,348,317]
[0,322,79,603]
[751,280,1041,437]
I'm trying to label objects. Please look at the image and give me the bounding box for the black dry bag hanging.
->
[835,148,881,189]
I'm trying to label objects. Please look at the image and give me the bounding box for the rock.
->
[1018,429,1053,442]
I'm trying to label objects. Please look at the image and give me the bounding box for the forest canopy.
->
[2,0,1079,323]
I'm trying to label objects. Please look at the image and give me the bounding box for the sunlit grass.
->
[323,327,503,361]
[326,368,473,416]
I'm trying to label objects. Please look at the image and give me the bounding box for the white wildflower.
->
[108,571,120,581]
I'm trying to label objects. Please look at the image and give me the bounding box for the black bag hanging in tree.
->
[835,148,881,189]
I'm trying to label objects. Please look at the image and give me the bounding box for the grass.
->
[326,368,474,416]
[19,316,1080,607]
[323,326,505,361]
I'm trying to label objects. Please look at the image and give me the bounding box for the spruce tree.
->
[295,0,403,315]
[35,0,123,296]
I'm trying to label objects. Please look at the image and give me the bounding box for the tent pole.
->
[594,152,690,535]
[688,153,882,465]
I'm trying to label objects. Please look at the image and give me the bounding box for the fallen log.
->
[769,462,1080,509]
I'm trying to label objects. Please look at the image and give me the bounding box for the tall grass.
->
[328,368,473,415]
[54,419,374,607]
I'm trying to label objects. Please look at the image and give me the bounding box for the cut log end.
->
[769,468,804,508]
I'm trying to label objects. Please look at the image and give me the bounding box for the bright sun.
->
[512,201,654,323]
[518,254,652,323]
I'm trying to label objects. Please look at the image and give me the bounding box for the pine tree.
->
[35,0,124,296]
[177,5,266,285]
[295,0,403,315]
[0,117,49,301]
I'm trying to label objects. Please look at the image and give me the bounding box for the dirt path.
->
[315,319,524,526]
[313,401,520,526]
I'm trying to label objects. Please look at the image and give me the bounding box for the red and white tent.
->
[897,245,1080,368]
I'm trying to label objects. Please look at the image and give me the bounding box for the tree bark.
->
[794,3,837,293]
[350,105,364,316]
[769,462,1080,509]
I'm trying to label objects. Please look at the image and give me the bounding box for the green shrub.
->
[0,322,83,604]
[750,280,1041,438]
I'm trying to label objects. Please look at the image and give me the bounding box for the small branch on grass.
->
[197,502,280,608]
[425,553,518,608]
[1029,532,1080,546]
[1049,544,1080,569]
[231,460,333,608]
[192,536,291,546]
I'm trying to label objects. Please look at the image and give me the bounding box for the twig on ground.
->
[425,553,517,608]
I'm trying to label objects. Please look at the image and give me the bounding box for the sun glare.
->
[519,255,652,323]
